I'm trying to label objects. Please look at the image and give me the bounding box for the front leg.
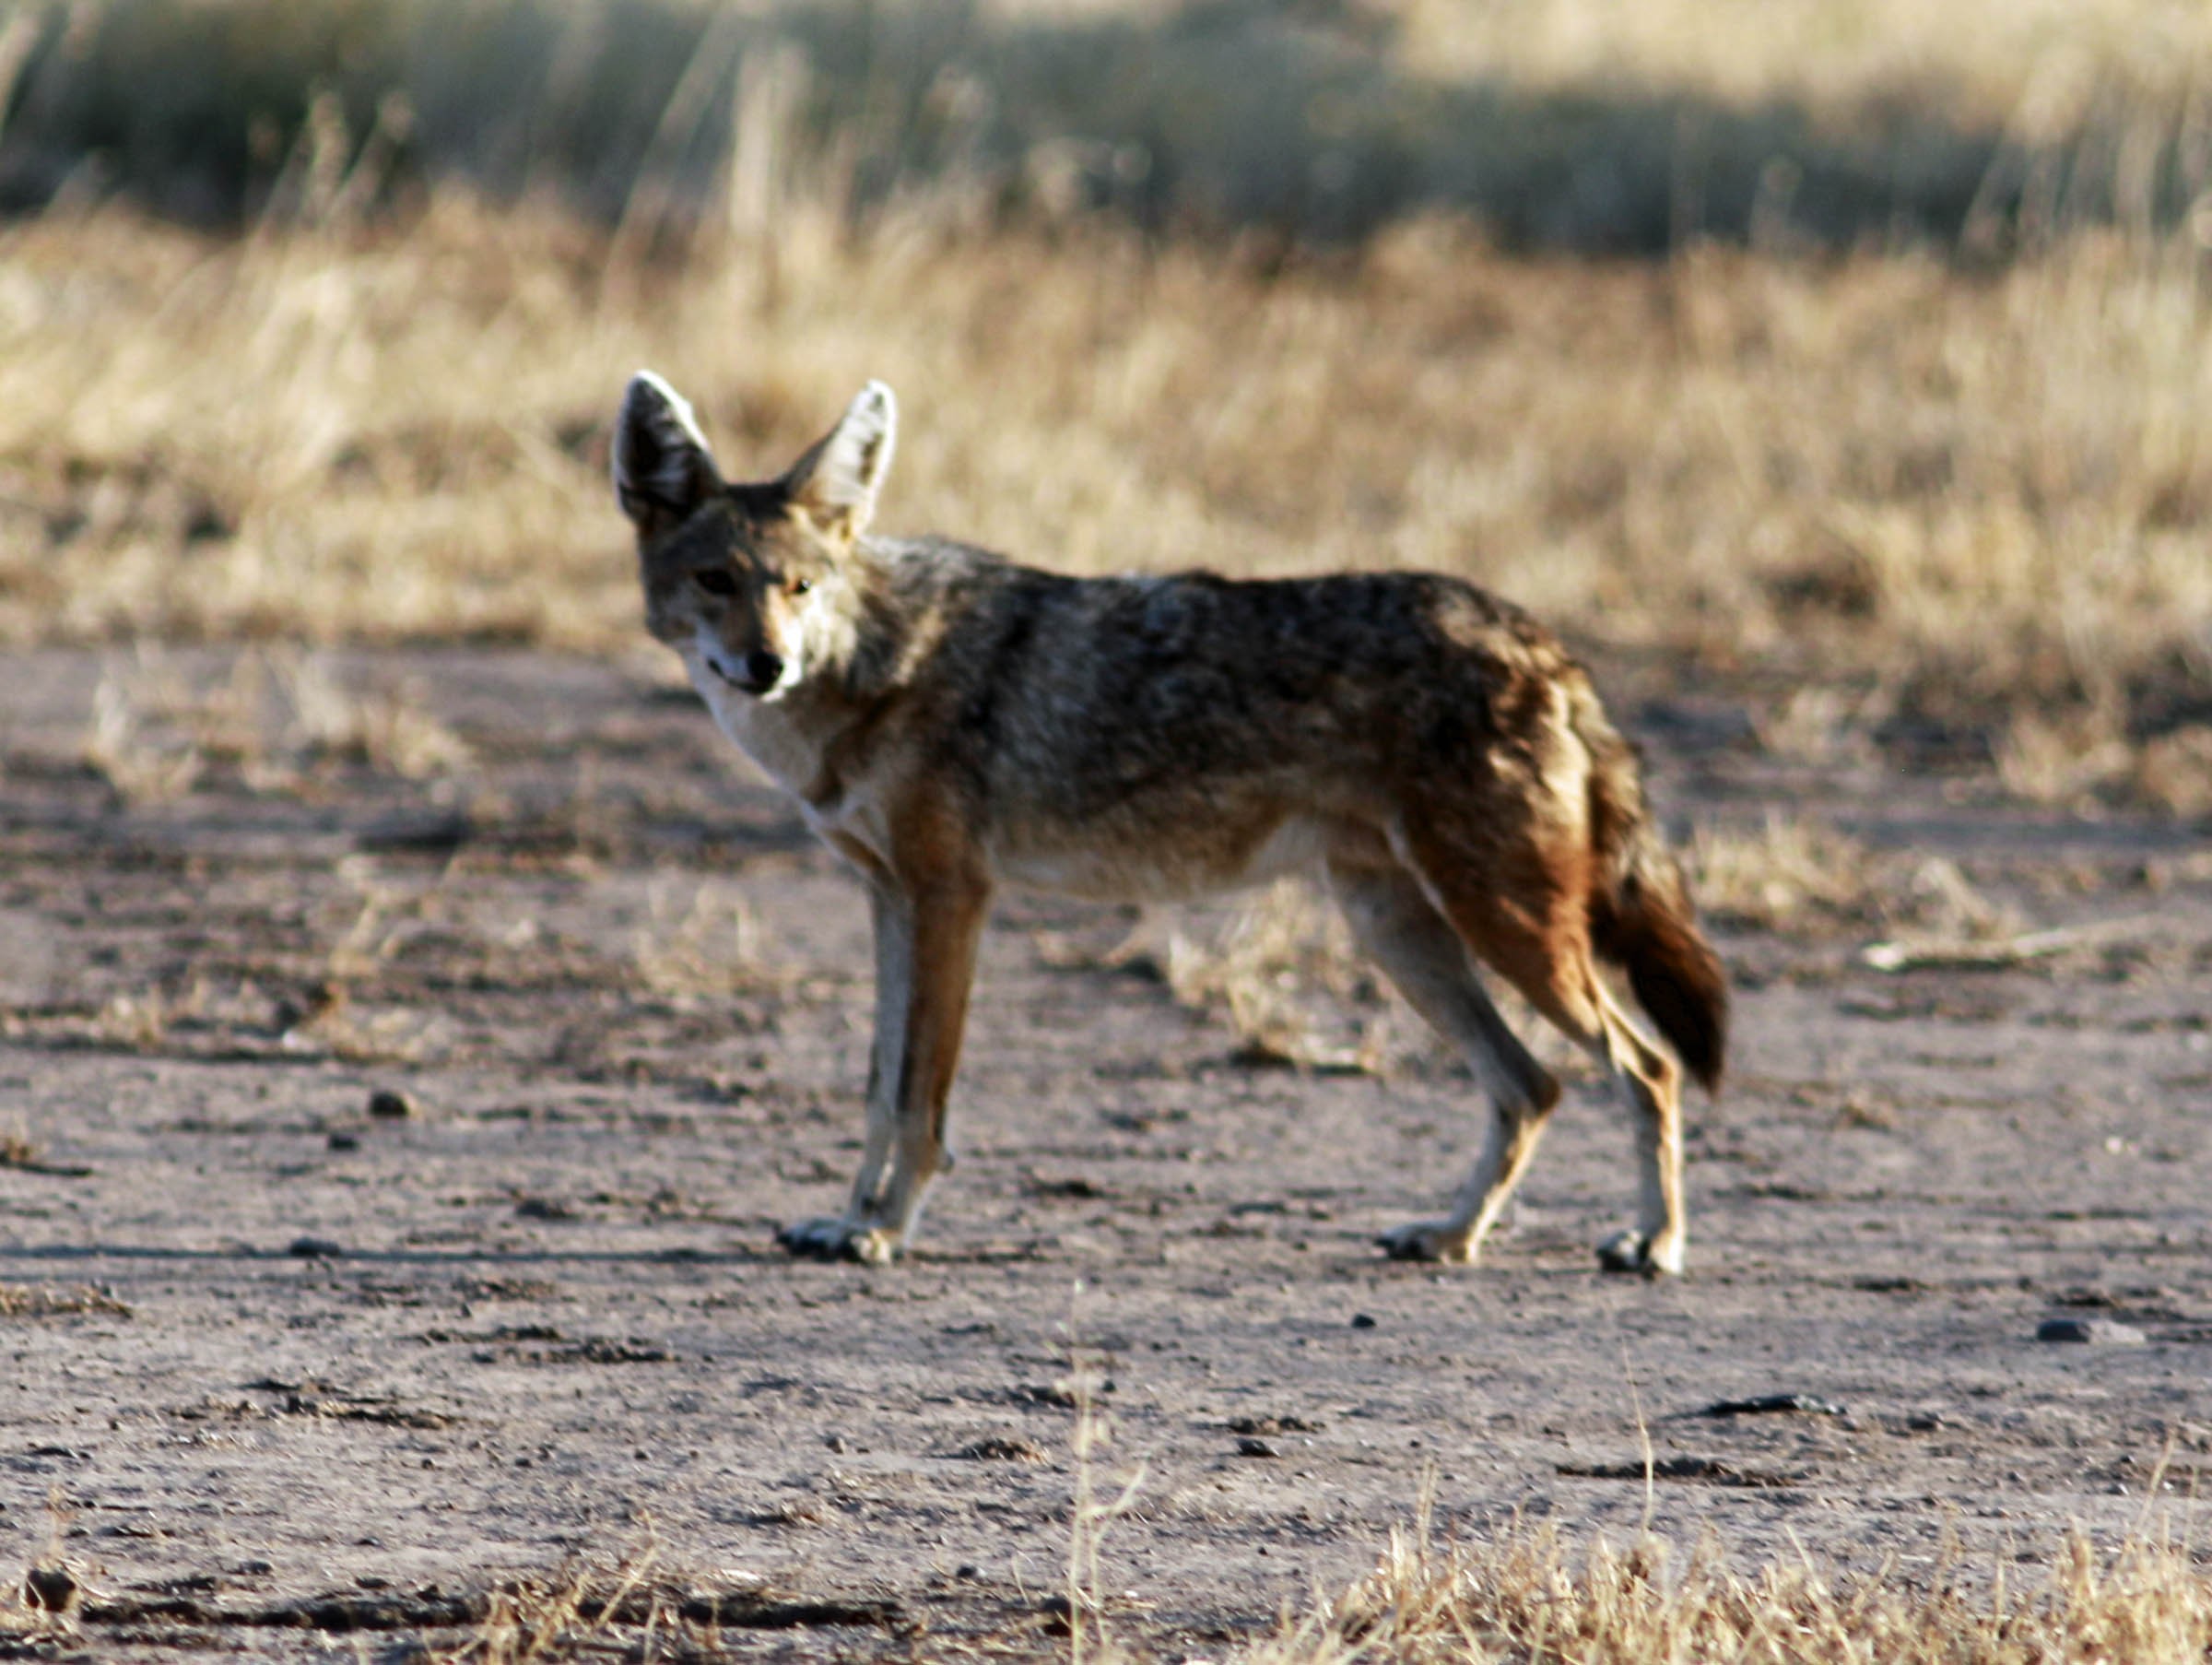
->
[779,859,990,1264]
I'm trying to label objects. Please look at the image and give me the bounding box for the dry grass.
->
[79,647,470,805]
[429,1552,665,1665]
[11,1514,2189,1662]
[631,875,773,1000]
[0,1353,2203,1660]
[1,1,2209,805]
[1156,880,1387,1070]
[1687,813,1884,935]
[0,1283,132,1319]
[1065,1334,1148,1665]
[2001,708,2212,815]
[1255,1516,2212,1665]
[1687,813,2025,942]
[4,191,2209,799]
[1394,0,2210,121]
[11,0,2212,253]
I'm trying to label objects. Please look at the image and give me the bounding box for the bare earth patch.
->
[2,647,2209,1659]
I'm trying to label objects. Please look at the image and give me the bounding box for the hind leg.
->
[1395,832,1688,1276]
[1586,989,1685,1275]
[1327,857,1561,1266]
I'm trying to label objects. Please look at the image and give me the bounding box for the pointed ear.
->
[613,371,723,537]
[785,381,897,537]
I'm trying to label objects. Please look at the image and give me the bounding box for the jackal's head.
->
[614,372,896,698]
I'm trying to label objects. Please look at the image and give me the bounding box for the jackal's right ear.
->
[613,372,723,537]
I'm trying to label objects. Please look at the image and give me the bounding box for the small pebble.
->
[367,1089,418,1120]
[327,1132,360,1151]
[2036,1317,2146,1345]
[288,1236,345,1258]
[1350,1313,1378,1329]
[1235,1436,1278,1458]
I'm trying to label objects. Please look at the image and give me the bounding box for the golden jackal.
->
[615,373,1726,1274]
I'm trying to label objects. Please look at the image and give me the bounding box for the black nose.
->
[740,650,782,691]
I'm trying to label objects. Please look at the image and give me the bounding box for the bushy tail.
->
[1571,683,1729,1092]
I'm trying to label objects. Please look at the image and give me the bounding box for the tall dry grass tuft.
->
[77,648,470,803]
[631,875,772,1000]
[427,1536,677,1665]
[1063,1327,1147,1665]
[1688,814,1882,935]
[1160,880,1383,1071]
[1256,1517,2212,1665]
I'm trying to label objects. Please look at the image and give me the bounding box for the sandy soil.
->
[2,646,2208,1659]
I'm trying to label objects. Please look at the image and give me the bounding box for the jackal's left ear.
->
[786,381,897,537]
[614,371,723,537]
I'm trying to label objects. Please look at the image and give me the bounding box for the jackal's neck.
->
[815,537,909,701]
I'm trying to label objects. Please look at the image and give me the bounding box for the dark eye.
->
[692,569,737,597]
[790,576,812,596]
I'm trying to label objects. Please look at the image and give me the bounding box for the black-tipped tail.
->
[1570,676,1728,1092]
[1608,866,1728,1092]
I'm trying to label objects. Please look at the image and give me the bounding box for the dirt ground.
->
[2,644,2209,1659]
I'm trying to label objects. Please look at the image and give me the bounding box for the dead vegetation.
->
[1156,880,1389,1072]
[1687,813,2027,945]
[10,1511,2202,1663]
[1687,814,1886,936]
[4,192,2206,807]
[79,647,470,805]
[0,6,2206,810]
[1259,1515,2212,1665]
[0,1283,130,1318]
[8,0,2210,252]
[631,876,774,1001]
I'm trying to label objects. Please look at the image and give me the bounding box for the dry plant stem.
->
[1862,911,2165,972]
[1620,1345,1657,1539]
[1065,1292,1147,1665]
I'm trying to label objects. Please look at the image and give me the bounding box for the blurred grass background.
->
[5,0,2208,249]
[2,0,2210,810]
